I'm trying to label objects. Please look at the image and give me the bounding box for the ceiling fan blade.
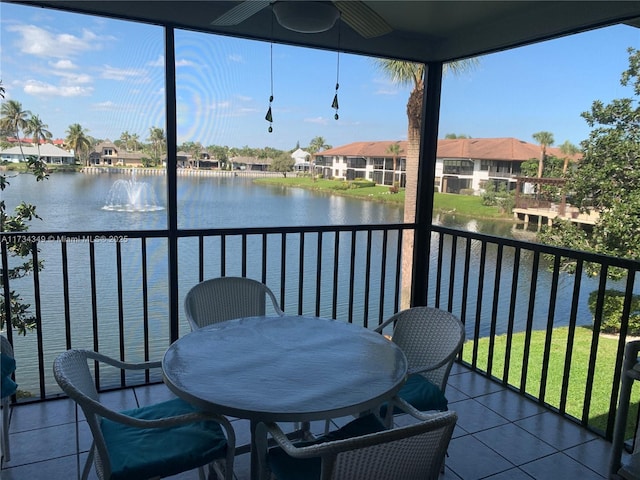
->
[211,0,271,26]
[334,1,392,38]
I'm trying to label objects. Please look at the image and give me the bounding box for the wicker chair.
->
[375,307,465,425]
[259,398,457,480]
[1,335,16,462]
[53,349,236,480]
[184,277,284,330]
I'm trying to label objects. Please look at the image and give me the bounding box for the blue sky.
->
[1,3,638,151]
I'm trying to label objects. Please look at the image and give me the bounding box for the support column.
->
[410,62,443,308]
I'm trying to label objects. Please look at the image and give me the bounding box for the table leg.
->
[251,419,269,480]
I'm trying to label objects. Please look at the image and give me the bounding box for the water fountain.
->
[102,174,164,212]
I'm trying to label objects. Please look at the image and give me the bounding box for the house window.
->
[443,159,474,175]
[480,160,490,171]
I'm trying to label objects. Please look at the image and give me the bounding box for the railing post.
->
[411,61,443,307]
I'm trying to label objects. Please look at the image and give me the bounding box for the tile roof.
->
[317,138,581,162]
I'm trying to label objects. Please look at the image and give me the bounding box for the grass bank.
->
[253,177,511,219]
[463,327,638,437]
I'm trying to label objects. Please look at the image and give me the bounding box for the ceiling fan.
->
[211,1,392,38]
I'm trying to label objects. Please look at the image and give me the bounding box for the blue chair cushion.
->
[379,373,448,417]
[1,353,17,398]
[267,414,385,480]
[100,397,228,480]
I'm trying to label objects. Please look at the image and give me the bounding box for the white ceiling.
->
[8,1,640,63]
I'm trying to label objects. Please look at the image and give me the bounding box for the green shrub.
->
[350,179,375,189]
[331,181,350,190]
[588,289,640,335]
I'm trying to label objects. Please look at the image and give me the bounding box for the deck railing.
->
[2,223,638,441]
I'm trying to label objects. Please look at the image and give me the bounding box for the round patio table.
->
[162,315,408,479]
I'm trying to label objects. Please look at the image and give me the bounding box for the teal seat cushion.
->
[1,353,17,398]
[379,373,448,417]
[100,397,227,480]
[267,414,385,480]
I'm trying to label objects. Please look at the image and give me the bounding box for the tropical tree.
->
[0,87,49,335]
[444,133,471,139]
[65,123,92,166]
[386,142,403,173]
[0,100,31,161]
[307,136,331,180]
[24,114,52,160]
[375,58,479,306]
[540,47,640,275]
[532,131,555,178]
[119,131,132,151]
[147,127,166,165]
[559,140,579,175]
[269,152,295,177]
[308,136,331,154]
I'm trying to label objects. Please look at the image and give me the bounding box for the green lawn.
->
[463,327,640,437]
[253,177,512,219]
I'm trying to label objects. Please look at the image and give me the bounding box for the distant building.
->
[0,143,75,164]
[230,156,271,171]
[90,140,146,166]
[291,148,311,172]
[313,137,580,193]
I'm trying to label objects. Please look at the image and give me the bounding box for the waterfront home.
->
[89,140,146,167]
[313,137,581,193]
[0,143,75,164]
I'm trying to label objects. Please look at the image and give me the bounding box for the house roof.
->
[0,144,74,157]
[318,141,407,158]
[317,138,581,162]
[291,148,310,160]
[13,2,639,64]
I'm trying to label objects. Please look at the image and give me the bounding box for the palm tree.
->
[559,139,579,175]
[120,131,132,151]
[376,58,478,306]
[65,123,92,166]
[0,100,32,161]
[148,127,166,165]
[24,114,52,161]
[307,136,332,178]
[532,131,555,178]
[386,142,403,178]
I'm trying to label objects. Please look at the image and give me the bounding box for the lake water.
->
[2,171,631,394]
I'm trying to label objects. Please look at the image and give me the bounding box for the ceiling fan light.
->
[273,1,340,34]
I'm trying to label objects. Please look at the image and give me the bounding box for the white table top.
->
[162,315,408,422]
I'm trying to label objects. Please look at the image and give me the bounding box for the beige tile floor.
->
[1,364,620,479]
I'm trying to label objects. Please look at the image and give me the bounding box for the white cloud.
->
[304,117,329,125]
[8,24,109,58]
[375,88,399,96]
[147,55,164,67]
[101,65,147,81]
[23,80,93,97]
[92,101,117,110]
[50,59,77,69]
[236,95,252,102]
[228,54,243,63]
[176,59,196,67]
[51,70,92,84]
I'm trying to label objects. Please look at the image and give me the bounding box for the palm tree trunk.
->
[401,87,423,308]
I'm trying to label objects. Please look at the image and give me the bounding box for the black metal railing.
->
[2,223,639,441]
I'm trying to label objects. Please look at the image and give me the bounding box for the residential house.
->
[0,143,75,164]
[291,148,311,172]
[315,137,580,193]
[230,156,271,171]
[90,140,146,166]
